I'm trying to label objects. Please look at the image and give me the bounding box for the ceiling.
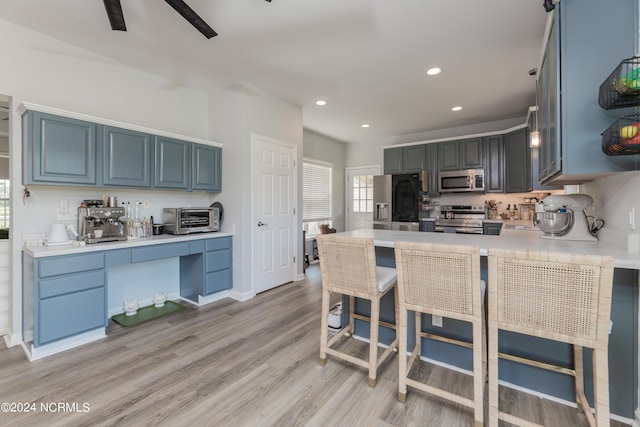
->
[0,0,549,144]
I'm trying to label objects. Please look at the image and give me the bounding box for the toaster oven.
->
[162,207,220,234]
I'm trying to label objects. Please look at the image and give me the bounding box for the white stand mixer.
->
[536,194,598,241]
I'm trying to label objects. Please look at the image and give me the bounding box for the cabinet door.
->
[103,126,152,187]
[402,145,425,173]
[504,129,531,193]
[155,136,190,189]
[438,141,460,171]
[483,135,504,193]
[26,112,97,185]
[460,138,483,169]
[383,148,403,174]
[425,143,439,196]
[192,144,221,192]
[546,17,560,180]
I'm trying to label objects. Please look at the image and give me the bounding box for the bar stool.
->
[487,249,614,426]
[317,234,399,387]
[394,242,485,426]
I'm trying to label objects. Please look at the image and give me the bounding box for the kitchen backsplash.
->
[19,185,218,244]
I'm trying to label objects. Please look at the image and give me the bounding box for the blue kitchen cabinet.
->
[22,111,97,185]
[192,143,222,192]
[424,143,439,196]
[438,138,483,171]
[383,148,403,174]
[102,125,152,187]
[26,252,106,347]
[204,237,233,295]
[538,0,638,184]
[155,136,190,189]
[529,110,562,191]
[504,128,532,193]
[402,145,426,173]
[483,135,504,193]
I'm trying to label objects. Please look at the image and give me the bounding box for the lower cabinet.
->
[483,222,503,236]
[28,252,107,347]
[25,235,233,349]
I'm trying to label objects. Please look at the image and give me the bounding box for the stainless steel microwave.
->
[438,169,485,193]
[162,207,220,234]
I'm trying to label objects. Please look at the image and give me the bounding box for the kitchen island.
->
[335,228,639,420]
[22,232,233,360]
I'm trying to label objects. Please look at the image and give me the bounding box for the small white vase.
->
[152,291,167,308]
[123,298,139,316]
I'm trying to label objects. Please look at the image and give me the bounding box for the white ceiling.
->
[0,0,549,144]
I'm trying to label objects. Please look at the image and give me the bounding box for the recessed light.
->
[426,67,442,76]
[451,106,463,111]
[361,124,370,128]
[315,100,327,106]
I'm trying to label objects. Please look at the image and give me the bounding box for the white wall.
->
[0,18,211,345]
[303,129,347,232]
[208,84,303,297]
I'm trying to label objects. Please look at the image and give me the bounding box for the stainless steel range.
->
[435,205,486,234]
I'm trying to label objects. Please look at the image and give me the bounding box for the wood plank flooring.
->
[0,264,628,426]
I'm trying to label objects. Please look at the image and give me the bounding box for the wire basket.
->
[601,115,640,155]
[598,56,640,109]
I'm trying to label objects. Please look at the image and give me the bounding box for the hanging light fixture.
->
[530,72,540,147]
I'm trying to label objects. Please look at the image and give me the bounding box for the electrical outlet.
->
[630,207,636,230]
[432,315,443,327]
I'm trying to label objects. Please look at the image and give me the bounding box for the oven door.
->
[434,226,483,234]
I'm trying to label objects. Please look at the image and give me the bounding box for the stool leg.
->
[472,317,484,426]
[349,295,356,337]
[488,317,499,426]
[319,288,330,366]
[398,304,408,402]
[415,311,421,356]
[593,347,610,426]
[368,297,380,387]
[574,344,585,413]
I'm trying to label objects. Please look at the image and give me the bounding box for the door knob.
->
[257,221,268,227]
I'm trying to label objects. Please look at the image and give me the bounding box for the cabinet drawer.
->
[206,237,231,251]
[132,242,190,263]
[205,269,232,295]
[206,249,232,273]
[38,253,104,278]
[189,240,205,254]
[105,249,131,267]
[39,270,105,299]
[38,287,106,346]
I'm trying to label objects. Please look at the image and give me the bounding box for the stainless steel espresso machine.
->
[77,206,127,244]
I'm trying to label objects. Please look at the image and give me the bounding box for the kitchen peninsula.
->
[336,227,639,419]
[22,232,233,360]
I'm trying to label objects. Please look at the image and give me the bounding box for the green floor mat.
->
[111,301,185,327]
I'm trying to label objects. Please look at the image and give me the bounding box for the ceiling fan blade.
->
[103,0,127,31]
[164,0,217,39]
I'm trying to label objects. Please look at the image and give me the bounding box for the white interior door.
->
[346,165,380,231]
[252,134,296,294]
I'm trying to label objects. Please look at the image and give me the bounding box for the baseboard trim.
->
[195,290,230,306]
[228,290,254,302]
[2,330,22,348]
[24,329,107,361]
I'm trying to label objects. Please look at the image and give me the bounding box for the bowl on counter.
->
[533,211,573,236]
[152,224,164,235]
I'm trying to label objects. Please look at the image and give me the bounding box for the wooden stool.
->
[394,242,485,426]
[487,249,614,426]
[317,234,398,387]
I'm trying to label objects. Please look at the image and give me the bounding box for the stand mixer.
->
[533,194,599,241]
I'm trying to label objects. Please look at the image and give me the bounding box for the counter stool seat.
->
[394,241,485,427]
[317,234,399,387]
[487,249,614,427]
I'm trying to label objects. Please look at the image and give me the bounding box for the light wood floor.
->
[0,264,627,426]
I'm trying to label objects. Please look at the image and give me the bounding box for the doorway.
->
[0,94,11,336]
[251,134,297,294]
[346,165,380,231]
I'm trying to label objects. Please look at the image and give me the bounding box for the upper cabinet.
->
[102,126,152,188]
[192,144,222,192]
[23,112,97,185]
[537,0,638,184]
[20,106,223,192]
[155,136,190,190]
[403,145,426,173]
[383,147,403,174]
[504,128,531,193]
[483,135,504,193]
[438,138,483,171]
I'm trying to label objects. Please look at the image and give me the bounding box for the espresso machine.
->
[77,206,127,244]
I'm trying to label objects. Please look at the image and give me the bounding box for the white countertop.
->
[23,231,234,258]
[335,228,640,270]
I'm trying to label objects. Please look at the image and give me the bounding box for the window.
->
[0,179,9,229]
[352,175,373,213]
[303,159,332,237]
